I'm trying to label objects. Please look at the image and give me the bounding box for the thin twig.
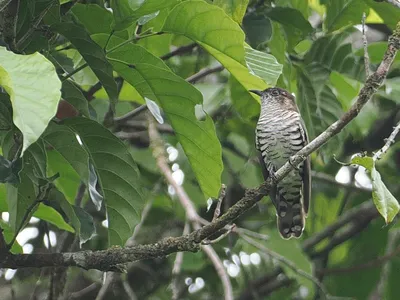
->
[240,234,330,299]
[161,43,197,60]
[186,65,224,84]
[114,105,148,123]
[373,121,400,161]
[213,184,227,222]
[172,222,190,300]
[362,12,371,77]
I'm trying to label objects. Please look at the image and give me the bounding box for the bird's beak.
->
[249,90,262,96]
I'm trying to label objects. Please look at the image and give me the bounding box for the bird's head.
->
[250,87,298,112]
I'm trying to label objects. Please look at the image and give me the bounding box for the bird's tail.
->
[276,190,306,239]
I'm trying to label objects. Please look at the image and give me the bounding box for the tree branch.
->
[0,21,399,273]
[373,121,400,161]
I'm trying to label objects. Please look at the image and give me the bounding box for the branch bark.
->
[0,21,399,273]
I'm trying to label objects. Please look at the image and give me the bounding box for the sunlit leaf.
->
[0,47,61,155]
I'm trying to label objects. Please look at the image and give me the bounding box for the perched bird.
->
[250,87,311,239]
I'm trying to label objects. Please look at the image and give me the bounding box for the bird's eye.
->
[271,89,280,96]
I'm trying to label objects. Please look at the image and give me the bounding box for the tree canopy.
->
[0,0,400,299]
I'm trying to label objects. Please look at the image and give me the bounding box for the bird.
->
[250,87,311,239]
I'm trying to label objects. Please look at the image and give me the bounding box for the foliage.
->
[0,0,399,299]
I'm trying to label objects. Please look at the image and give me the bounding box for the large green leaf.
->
[95,34,223,198]
[0,47,61,155]
[162,0,270,96]
[324,0,368,32]
[51,22,118,103]
[214,0,249,24]
[63,117,144,246]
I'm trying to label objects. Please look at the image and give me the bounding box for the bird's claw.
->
[268,165,278,183]
[289,157,299,170]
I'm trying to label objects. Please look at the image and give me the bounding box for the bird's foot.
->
[288,157,299,170]
[268,165,278,183]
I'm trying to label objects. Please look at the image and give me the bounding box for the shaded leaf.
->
[0,47,61,155]
[64,117,144,246]
[70,3,113,35]
[0,220,23,254]
[242,12,272,48]
[304,30,365,82]
[324,0,368,32]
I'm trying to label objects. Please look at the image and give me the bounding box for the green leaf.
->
[47,149,81,204]
[51,22,118,103]
[0,47,61,155]
[244,45,283,86]
[265,7,313,49]
[34,203,75,233]
[324,0,368,32]
[371,168,400,224]
[355,41,400,64]
[350,156,400,224]
[70,3,113,35]
[111,0,180,31]
[268,22,287,65]
[43,122,89,183]
[0,220,23,254]
[64,117,144,246]
[242,12,272,48]
[95,34,223,198]
[214,0,249,24]
[50,188,95,246]
[162,0,268,94]
[61,80,90,117]
[350,156,374,171]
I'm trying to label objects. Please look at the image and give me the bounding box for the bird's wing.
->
[298,119,311,215]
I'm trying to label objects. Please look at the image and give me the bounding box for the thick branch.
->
[1,22,399,272]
